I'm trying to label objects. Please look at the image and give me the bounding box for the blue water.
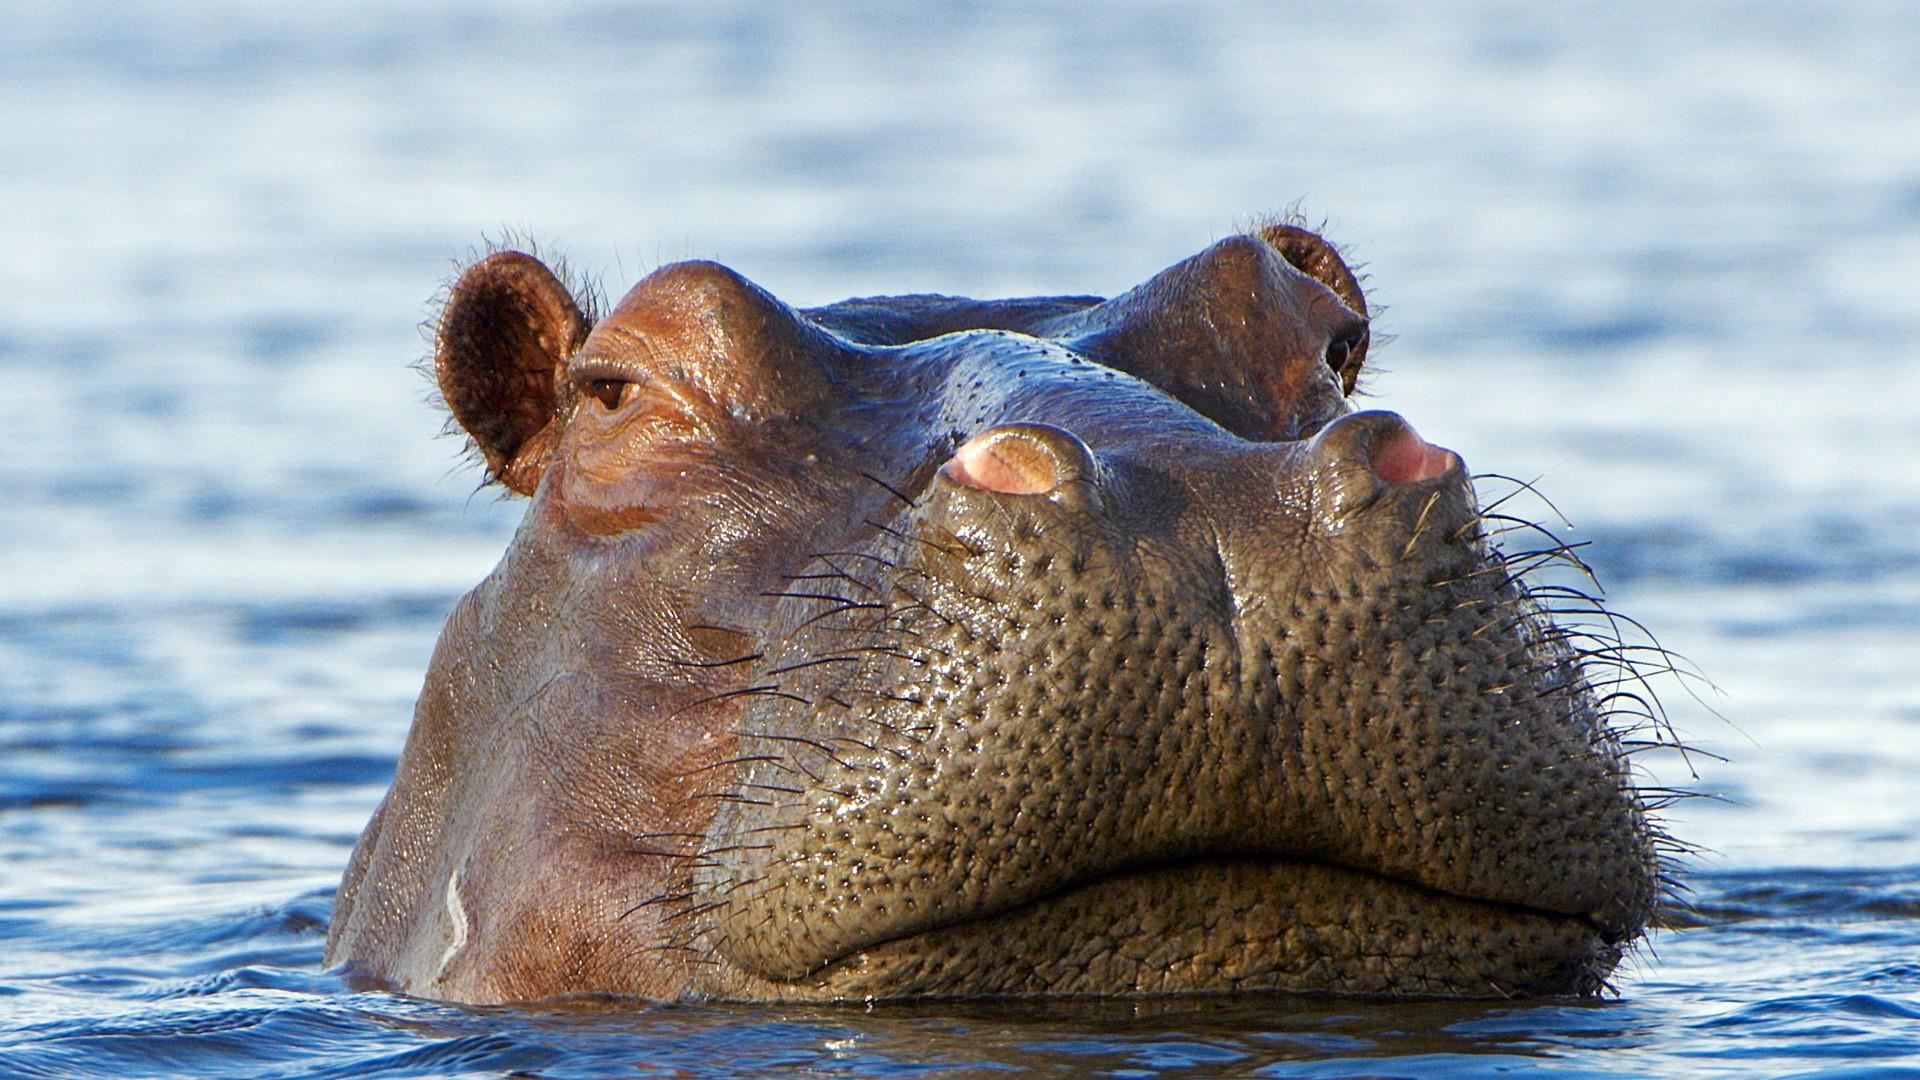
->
[4,2,1919,1075]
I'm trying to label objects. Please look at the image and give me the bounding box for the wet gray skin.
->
[324,223,1667,1004]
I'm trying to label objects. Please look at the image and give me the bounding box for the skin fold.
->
[324,223,1664,1004]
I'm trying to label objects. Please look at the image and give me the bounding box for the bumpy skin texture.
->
[324,225,1660,1005]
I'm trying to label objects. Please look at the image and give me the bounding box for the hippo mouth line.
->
[797,854,1620,998]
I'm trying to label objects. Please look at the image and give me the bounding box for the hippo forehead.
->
[323,224,1663,1005]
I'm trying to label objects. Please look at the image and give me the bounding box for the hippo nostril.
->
[945,438,1054,494]
[1370,424,1457,485]
[941,422,1095,496]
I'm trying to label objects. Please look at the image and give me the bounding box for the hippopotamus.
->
[324,221,1664,1004]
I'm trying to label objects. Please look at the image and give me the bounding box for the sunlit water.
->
[4,3,1919,1075]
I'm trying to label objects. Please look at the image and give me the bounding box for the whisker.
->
[860,470,920,509]
[618,891,693,921]
[665,652,765,669]
[1469,471,1573,529]
[669,685,814,719]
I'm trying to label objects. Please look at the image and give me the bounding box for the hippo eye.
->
[1325,328,1367,387]
[587,378,630,410]
[1325,333,1357,372]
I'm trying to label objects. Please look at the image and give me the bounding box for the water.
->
[3,2,1918,1075]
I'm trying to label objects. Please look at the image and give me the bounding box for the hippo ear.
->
[436,251,590,495]
[1257,223,1368,319]
[1257,223,1370,392]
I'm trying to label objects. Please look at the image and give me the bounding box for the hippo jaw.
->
[324,222,1668,1004]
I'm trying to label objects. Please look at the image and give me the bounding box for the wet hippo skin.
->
[324,222,1663,1004]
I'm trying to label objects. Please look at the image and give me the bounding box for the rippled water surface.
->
[4,2,1919,1075]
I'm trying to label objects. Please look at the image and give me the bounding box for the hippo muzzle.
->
[324,222,1667,1004]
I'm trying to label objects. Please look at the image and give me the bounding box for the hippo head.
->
[325,223,1667,1004]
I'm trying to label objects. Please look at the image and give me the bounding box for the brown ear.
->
[1257,223,1368,319]
[436,251,589,495]
[1257,223,1370,392]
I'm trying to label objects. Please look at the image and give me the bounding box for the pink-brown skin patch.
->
[325,225,1662,1005]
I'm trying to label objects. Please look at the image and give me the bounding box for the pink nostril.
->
[1371,426,1457,485]
[943,434,1055,494]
